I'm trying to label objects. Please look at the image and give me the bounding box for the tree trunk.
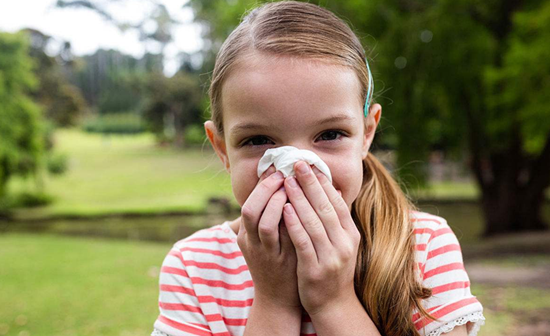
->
[477,132,550,237]
[481,183,548,237]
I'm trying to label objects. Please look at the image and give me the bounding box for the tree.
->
[22,28,87,127]
[186,0,550,236]
[0,32,45,201]
[142,72,203,147]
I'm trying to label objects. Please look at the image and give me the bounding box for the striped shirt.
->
[152,211,485,336]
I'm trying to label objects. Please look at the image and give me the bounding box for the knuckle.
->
[240,204,255,222]
[317,200,334,215]
[340,247,355,262]
[303,217,323,231]
[237,232,246,248]
[258,223,276,237]
[303,175,317,187]
[326,259,341,274]
[295,237,311,251]
[306,270,323,284]
[332,194,347,210]
[258,180,272,193]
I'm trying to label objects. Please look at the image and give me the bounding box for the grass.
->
[0,233,168,336]
[8,129,235,218]
[473,283,550,336]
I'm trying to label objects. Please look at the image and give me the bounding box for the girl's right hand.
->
[237,166,300,309]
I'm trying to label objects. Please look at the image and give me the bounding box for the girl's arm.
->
[243,296,302,336]
[308,294,381,336]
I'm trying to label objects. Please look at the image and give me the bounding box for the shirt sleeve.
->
[153,246,213,336]
[414,221,485,336]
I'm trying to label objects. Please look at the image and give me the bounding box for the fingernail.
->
[315,171,325,181]
[279,186,286,192]
[296,162,310,175]
[284,203,294,215]
[273,171,284,180]
[287,176,298,187]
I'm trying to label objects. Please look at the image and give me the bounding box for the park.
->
[1,0,549,335]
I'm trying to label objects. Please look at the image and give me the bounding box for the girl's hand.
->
[237,165,300,309]
[283,161,361,316]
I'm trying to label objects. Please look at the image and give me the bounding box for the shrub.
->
[82,113,146,134]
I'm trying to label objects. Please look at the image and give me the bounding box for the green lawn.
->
[0,233,169,336]
[8,129,235,218]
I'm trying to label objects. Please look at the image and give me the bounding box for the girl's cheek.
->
[231,161,261,206]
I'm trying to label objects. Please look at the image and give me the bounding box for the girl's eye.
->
[318,130,345,142]
[241,130,346,147]
[242,136,273,147]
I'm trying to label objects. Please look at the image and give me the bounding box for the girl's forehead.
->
[222,53,363,128]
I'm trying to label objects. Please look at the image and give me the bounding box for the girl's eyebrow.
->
[229,114,355,137]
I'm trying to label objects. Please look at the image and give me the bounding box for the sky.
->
[0,0,203,75]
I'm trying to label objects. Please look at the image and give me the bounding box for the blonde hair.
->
[208,1,436,335]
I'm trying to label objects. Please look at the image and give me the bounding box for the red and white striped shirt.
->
[152,211,485,336]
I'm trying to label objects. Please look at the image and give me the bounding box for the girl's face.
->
[205,52,381,210]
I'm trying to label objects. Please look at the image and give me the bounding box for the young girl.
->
[151,1,485,336]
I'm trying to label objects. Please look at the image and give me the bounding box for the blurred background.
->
[0,0,549,335]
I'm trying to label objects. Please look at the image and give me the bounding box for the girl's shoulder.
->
[410,210,450,229]
[172,221,238,250]
[409,210,461,255]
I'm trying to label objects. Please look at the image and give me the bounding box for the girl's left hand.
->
[282,161,362,316]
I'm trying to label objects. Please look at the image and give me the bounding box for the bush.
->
[47,152,69,176]
[82,113,146,134]
[13,191,54,208]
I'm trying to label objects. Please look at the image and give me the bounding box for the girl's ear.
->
[362,103,382,159]
[204,121,231,173]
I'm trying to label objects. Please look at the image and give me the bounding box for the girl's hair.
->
[208,1,436,335]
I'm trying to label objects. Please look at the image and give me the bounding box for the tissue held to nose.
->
[257,146,332,183]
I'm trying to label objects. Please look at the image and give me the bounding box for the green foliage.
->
[142,72,203,146]
[71,49,155,115]
[0,32,45,200]
[22,28,87,127]
[186,0,550,189]
[184,124,208,146]
[12,191,55,207]
[82,112,147,134]
[46,152,69,176]
[485,1,550,155]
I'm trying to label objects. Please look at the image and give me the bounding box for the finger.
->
[279,217,295,256]
[283,203,317,266]
[292,161,345,245]
[311,165,356,234]
[241,170,285,244]
[257,186,288,252]
[285,175,333,262]
[257,165,277,185]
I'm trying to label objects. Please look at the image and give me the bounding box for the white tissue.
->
[257,146,332,183]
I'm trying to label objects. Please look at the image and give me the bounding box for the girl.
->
[151,1,485,336]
